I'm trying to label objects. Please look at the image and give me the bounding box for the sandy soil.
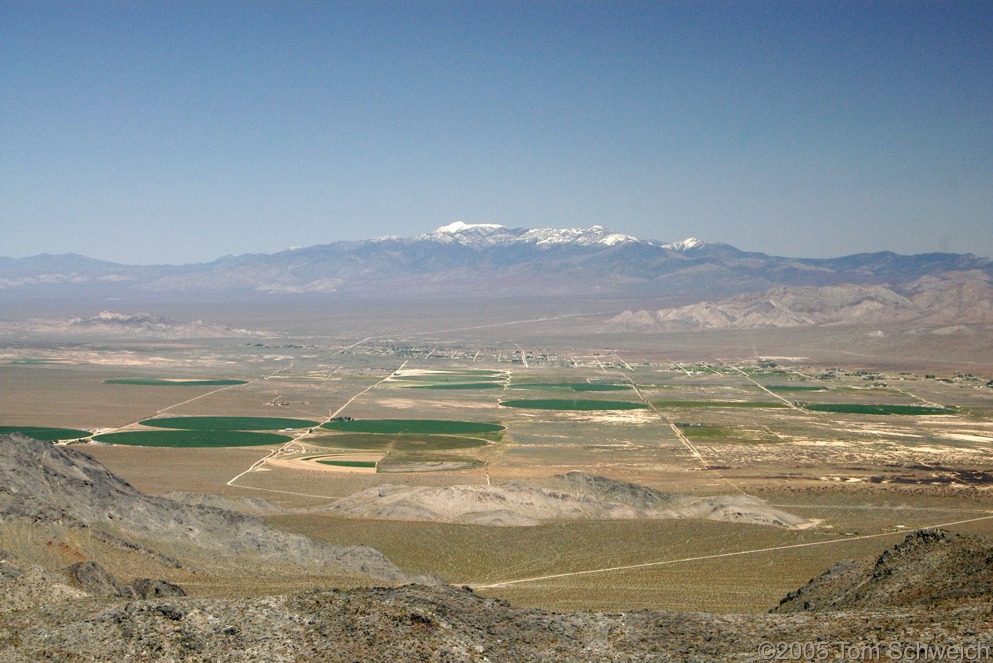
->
[320,472,812,528]
[267,453,383,474]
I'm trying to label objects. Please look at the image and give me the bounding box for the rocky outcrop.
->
[0,434,417,583]
[67,561,186,599]
[2,578,993,661]
[67,561,135,597]
[160,492,284,517]
[131,577,187,599]
[0,564,88,616]
[773,529,993,612]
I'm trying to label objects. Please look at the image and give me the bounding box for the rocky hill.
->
[2,530,992,661]
[321,472,810,528]
[0,434,414,583]
[773,529,993,612]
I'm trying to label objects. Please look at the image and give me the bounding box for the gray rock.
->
[0,434,418,583]
[131,578,187,599]
[68,561,134,597]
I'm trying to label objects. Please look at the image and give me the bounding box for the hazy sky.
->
[2,1,991,264]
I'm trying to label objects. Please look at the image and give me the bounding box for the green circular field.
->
[393,375,505,383]
[320,419,504,435]
[316,459,377,468]
[800,403,954,415]
[0,426,91,441]
[653,400,788,409]
[377,456,487,473]
[393,370,503,379]
[499,399,648,411]
[92,430,292,447]
[409,382,504,390]
[139,416,319,430]
[764,385,827,392]
[310,433,488,451]
[104,378,248,386]
[510,383,631,392]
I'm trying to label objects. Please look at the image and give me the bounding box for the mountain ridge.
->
[2,223,991,302]
[608,272,993,331]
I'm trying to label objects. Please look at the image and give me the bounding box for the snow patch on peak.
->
[414,222,644,250]
[663,237,705,251]
[435,221,506,234]
[522,226,638,247]
[418,221,518,247]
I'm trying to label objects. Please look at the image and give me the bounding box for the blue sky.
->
[2,1,991,264]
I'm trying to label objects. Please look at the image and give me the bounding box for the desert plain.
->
[3,297,992,618]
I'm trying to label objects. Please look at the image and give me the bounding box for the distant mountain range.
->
[3,223,992,313]
[609,274,993,331]
[0,311,270,339]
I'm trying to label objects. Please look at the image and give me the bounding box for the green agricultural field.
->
[408,382,504,390]
[309,434,398,450]
[92,430,291,447]
[500,399,648,411]
[377,455,487,472]
[394,369,503,376]
[316,459,377,468]
[104,378,248,386]
[263,375,330,382]
[675,424,780,443]
[653,401,788,409]
[310,433,488,451]
[8,309,993,623]
[321,419,504,435]
[139,416,320,430]
[764,385,828,392]
[8,359,64,365]
[0,426,91,441]
[675,424,731,439]
[800,403,955,415]
[391,373,504,383]
[509,383,631,392]
[739,368,791,377]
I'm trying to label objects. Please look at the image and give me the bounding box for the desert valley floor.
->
[3,300,993,613]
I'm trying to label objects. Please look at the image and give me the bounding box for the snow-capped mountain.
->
[661,237,705,252]
[1,223,990,305]
[413,222,645,250]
